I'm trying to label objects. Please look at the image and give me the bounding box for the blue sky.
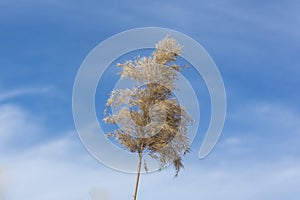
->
[1,0,300,199]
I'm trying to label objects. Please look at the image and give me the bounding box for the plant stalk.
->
[132,152,142,200]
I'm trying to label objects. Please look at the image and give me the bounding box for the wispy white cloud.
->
[216,100,300,161]
[228,101,300,139]
[0,104,43,151]
[0,100,300,200]
[0,86,53,102]
[137,156,300,200]
[0,103,131,200]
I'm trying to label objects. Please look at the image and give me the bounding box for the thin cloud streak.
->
[0,86,53,102]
